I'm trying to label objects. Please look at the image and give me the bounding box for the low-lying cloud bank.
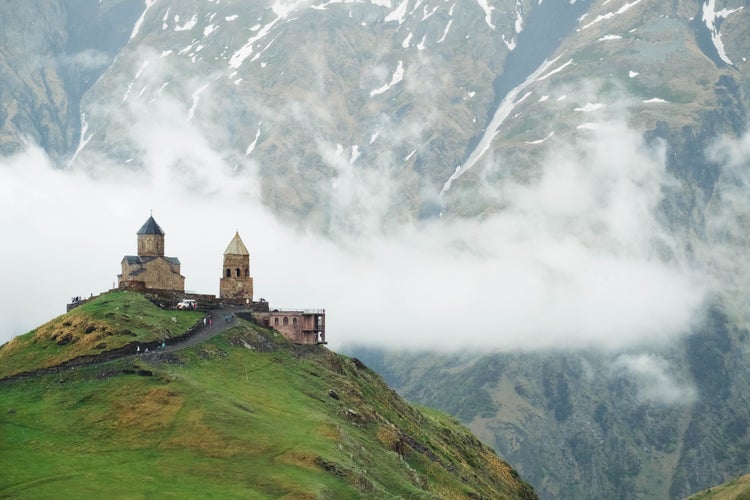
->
[0,119,724,353]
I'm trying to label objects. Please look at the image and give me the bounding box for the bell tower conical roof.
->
[224,232,249,255]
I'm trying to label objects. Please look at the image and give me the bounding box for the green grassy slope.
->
[0,291,203,379]
[0,296,535,499]
[686,474,750,500]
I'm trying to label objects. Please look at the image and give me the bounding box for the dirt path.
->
[1,306,248,383]
[170,307,241,350]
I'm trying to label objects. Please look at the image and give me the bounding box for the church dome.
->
[137,216,165,235]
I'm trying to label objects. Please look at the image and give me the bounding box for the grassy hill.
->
[0,291,203,379]
[687,474,750,500]
[0,292,535,498]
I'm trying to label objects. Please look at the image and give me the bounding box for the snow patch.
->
[575,103,605,112]
[701,0,743,66]
[245,122,262,155]
[130,0,158,41]
[537,58,573,81]
[402,32,413,48]
[525,132,554,145]
[437,19,453,43]
[385,0,409,24]
[441,55,565,194]
[643,97,669,104]
[628,70,639,78]
[475,0,495,29]
[582,0,643,30]
[187,83,209,121]
[175,14,198,31]
[370,60,405,97]
[350,145,361,164]
[225,15,239,21]
[229,17,283,69]
[599,34,622,41]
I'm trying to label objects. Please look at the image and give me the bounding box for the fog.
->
[4,39,746,352]
[1,113,727,353]
[612,353,698,405]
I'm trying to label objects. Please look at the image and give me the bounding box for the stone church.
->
[113,216,325,344]
[118,215,185,291]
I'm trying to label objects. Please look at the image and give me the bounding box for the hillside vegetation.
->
[0,294,535,499]
[687,474,750,500]
[0,291,203,379]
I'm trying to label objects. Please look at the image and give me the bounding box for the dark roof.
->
[137,216,165,236]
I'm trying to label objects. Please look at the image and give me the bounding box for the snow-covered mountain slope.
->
[65,0,747,239]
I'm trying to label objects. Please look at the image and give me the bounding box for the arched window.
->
[225,268,231,278]
[274,317,279,326]
[235,268,241,277]
[245,268,249,277]
[292,317,298,326]
[283,317,289,326]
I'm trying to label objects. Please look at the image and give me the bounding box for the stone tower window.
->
[235,268,241,277]
[283,317,289,326]
[226,268,231,278]
[245,268,249,277]
[274,317,279,326]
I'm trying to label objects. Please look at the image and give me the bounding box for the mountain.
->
[6,1,746,234]
[350,303,750,499]
[0,0,142,157]
[0,290,536,499]
[2,1,750,499]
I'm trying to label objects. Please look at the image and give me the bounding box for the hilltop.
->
[0,292,535,498]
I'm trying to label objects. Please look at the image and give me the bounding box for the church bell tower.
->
[220,232,253,301]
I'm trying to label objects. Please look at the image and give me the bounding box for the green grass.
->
[0,291,203,379]
[0,318,535,499]
[686,475,750,500]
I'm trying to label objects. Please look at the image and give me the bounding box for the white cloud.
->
[612,353,697,405]
[58,49,111,70]
[0,113,709,354]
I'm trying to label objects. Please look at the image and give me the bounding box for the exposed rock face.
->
[0,0,141,158]
[5,1,747,234]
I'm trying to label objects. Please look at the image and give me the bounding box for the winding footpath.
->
[1,306,247,383]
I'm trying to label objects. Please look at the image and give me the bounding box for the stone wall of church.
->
[122,258,184,291]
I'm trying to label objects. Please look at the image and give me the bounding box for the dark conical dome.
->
[137,215,165,235]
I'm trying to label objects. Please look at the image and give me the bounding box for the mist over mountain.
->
[1,0,749,498]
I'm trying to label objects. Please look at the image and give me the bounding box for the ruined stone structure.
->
[219,232,253,302]
[118,216,185,292]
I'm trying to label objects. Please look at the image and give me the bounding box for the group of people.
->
[136,341,167,354]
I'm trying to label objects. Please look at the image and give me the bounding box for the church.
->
[118,215,185,291]
[116,214,325,344]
